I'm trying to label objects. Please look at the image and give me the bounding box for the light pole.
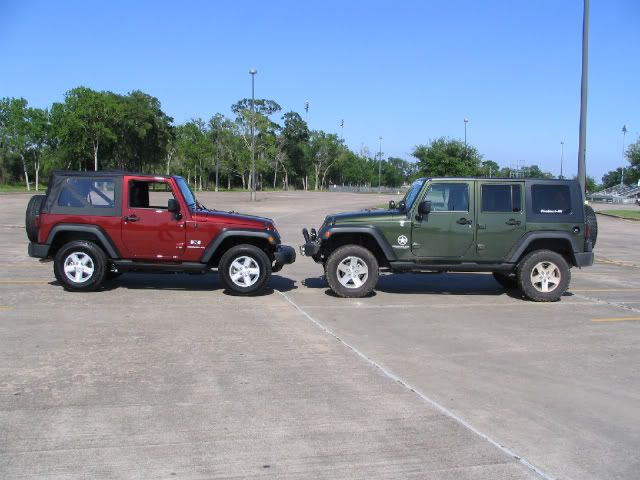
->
[560,141,564,179]
[378,136,383,194]
[249,68,257,201]
[464,118,469,146]
[577,0,589,194]
[621,125,627,186]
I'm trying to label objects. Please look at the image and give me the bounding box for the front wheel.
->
[218,244,272,295]
[517,250,570,302]
[53,241,108,292]
[325,245,379,298]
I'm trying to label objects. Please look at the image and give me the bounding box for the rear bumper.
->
[574,252,594,267]
[28,242,50,258]
[273,244,296,272]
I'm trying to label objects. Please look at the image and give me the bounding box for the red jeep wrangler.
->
[26,171,295,295]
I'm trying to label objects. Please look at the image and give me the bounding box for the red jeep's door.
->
[121,178,186,260]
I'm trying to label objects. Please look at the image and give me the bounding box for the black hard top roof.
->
[418,177,577,183]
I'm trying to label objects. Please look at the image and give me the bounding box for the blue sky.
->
[1,0,638,181]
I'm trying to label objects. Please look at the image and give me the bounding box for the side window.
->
[531,184,571,214]
[481,184,522,213]
[129,181,174,209]
[425,183,469,212]
[57,178,115,208]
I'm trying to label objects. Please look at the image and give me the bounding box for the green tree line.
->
[1,86,606,191]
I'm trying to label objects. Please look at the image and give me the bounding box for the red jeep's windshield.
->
[175,176,197,211]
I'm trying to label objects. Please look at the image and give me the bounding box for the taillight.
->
[585,224,592,239]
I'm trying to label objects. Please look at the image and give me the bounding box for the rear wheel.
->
[53,241,108,292]
[517,250,570,302]
[25,194,46,242]
[219,244,272,295]
[325,245,379,298]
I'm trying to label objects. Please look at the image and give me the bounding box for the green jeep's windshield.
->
[175,176,197,210]
[402,178,426,211]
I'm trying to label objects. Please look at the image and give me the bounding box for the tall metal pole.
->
[560,141,564,179]
[577,0,589,195]
[378,136,382,194]
[621,125,627,186]
[464,118,468,146]
[249,68,257,201]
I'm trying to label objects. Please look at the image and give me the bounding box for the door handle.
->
[456,217,472,225]
[505,219,521,226]
[124,215,140,222]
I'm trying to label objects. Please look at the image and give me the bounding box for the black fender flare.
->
[506,231,578,265]
[322,225,398,261]
[200,229,277,264]
[46,224,120,258]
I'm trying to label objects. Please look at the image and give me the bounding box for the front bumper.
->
[273,244,296,272]
[28,242,50,258]
[299,227,322,258]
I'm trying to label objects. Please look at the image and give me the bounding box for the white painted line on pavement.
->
[276,289,556,480]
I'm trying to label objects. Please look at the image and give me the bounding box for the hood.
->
[194,208,275,229]
[327,208,403,225]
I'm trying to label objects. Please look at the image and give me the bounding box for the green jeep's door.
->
[475,182,526,261]
[411,181,475,258]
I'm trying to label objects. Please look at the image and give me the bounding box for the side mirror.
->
[388,200,396,209]
[416,200,431,221]
[418,200,431,215]
[168,198,180,213]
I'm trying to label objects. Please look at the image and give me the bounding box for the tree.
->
[0,97,32,189]
[308,131,344,190]
[52,87,119,171]
[479,160,500,178]
[26,107,50,191]
[281,111,310,189]
[624,138,640,185]
[601,168,625,189]
[522,164,553,179]
[412,137,482,177]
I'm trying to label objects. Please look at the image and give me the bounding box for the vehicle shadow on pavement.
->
[48,273,297,294]
[302,272,527,299]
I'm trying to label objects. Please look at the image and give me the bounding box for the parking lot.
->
[1,191,639,479]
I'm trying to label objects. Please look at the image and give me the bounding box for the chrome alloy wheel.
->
[63,252,95,283]
[530,261,561,293]
[336,256,369,289]
[229,256,261,287]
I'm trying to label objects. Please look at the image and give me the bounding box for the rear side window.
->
[481,184,522,213]
[57,178,115,208]
[531,184,572,214]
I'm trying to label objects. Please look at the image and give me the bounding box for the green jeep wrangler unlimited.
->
[300,178,597,302]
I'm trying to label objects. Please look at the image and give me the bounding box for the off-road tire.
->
[219,244,272,295]
[493,272,519,290]
[584,205,598,247]
[54,240,108,292]
[325,245,379,298]
[25,194,46,242]
[517,250,570,302]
